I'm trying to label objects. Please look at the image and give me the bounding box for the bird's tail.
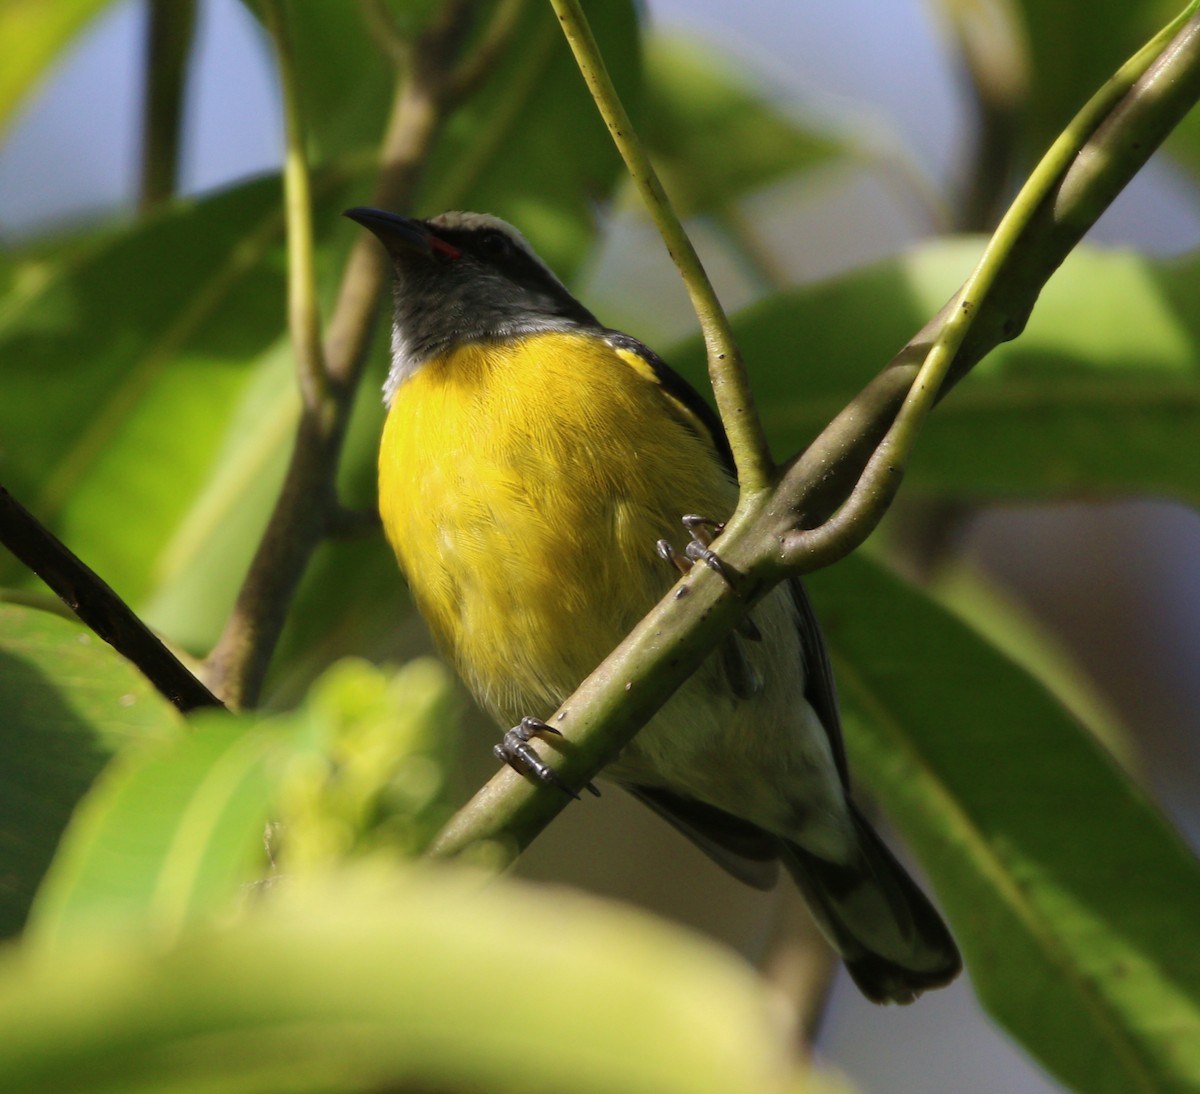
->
[780,802,961,1004]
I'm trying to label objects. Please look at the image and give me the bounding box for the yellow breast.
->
[378,332,735,723]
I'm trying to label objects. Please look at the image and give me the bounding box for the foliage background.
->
[2,1,1200,1092]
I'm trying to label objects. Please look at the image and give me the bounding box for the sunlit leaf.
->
[28,711,273,950]
[671,238,1200,505]
[3,868,841,1093]
[0,178,299,602]
[27,657,458,948]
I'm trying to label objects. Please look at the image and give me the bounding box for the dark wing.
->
[626,785,780,890]
[788,576,849,786]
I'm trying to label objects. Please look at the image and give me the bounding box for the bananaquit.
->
[345,206,961,1004]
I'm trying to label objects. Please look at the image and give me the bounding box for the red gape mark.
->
[429,235,461,259]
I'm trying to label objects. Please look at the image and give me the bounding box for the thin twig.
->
[0,486,221,713]
[138,0,195,212]
[547,0,774,494]
[261,0,331,414]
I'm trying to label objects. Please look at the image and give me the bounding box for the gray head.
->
[344,208,599,403]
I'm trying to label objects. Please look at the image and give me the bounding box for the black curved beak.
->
[343,207,433,256]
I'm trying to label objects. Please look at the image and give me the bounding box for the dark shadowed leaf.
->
[0,603,182,938]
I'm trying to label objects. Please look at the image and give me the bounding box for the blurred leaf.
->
[0,0,116,135]
[671,238,1200,504]
[641,34,844,220]
[809,555,1200,1094]
[0,169,364,641]
[27,657,459,949]
[271,658,459,871]
[246,0,393,162]
[1,867,840,1094]
[926,557,1131,763]
[28,710,273,951]
[421,1,642,276]
[0,603,182,938]
[137,338,299,650]
[1010,0,1180,161]
[264,532,422,699]
[0,179,282,596]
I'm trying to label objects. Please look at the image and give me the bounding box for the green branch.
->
[430,4,1200,860]
[0,486,221,713]
[261,0,331,416]
[547,0,774,494]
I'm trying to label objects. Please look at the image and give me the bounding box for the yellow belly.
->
[378,332,735,724]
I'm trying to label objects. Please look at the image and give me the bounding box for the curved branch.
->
[430,6,1200,858]
[548,0,774,493]
[781,5,1200,564]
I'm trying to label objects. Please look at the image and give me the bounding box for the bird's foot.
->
[495,716,600,799]
[658,515,761,642]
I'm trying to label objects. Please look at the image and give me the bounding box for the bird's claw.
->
[662,515,761,640]
[495,716,600,799]
[680,514,733,582]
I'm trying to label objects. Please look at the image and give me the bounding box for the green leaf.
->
[27,657,459,949]
[926,559,1132,764]
[421,1,642,276]
[27,709,273,951]
[1012,0,1181,161]
[670,238,1200,504]
[809,555,1200,1094]
[0,169,362,641]
[641,34,844,220]
[136,337,299,651]
[247,0,394,162]
[0,603,182,938]
[0,0,116,135]
[0,178,290,603]
[270,658,460,871]
[0,868,840,1094]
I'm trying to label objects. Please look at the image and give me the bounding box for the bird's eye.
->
[477,230,511,258]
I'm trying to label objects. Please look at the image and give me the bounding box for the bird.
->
[345,205,961,1003]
